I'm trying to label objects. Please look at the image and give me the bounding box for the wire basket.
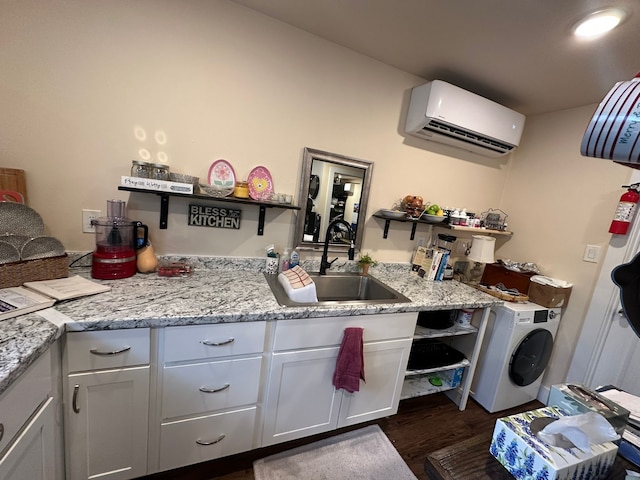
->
[0,254,69,288]
[480,208,508,231]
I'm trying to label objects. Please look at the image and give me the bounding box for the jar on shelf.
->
[149,163,170,181]
[131,160,150,178]
[234,181,250,199]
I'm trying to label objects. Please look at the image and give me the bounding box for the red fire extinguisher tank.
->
[610,184,640,235]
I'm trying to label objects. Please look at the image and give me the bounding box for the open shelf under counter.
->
[414,323,477,340]
[405,358,470,378]
[401,359,470,399]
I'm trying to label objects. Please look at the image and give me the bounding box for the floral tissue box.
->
[490,406,618,480]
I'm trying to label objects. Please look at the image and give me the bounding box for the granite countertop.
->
[0,256,503,396]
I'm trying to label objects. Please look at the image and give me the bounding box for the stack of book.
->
[599,387,640,467]
[410,246,450,281]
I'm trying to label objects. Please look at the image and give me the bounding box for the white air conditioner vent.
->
[423,120,516,155]
[405,80,526,158]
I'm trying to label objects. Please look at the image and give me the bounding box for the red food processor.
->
[91,200,148,279]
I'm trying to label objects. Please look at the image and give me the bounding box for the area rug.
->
[253,424,418,480]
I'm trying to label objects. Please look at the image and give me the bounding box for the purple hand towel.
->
[332,327,365,393]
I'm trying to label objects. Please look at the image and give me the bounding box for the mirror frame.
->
[294,147,373,253]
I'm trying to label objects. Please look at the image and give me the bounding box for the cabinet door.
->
[0,397,57,480]
[65,366,149,480]
[262,346,341,446]
[338,338,412,427]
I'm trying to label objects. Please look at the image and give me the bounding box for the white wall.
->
[1,0,633,390]
[1,0,511,260]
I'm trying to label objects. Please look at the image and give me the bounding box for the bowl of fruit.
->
[420,203,446,222]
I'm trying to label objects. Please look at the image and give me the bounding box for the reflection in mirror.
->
[294,147,373,254]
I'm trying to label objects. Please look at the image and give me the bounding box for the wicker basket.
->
[0,254,69,288]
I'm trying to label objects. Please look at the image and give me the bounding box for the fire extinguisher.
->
[610,183,640,234]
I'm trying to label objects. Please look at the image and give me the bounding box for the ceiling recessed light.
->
[573,8,627,37]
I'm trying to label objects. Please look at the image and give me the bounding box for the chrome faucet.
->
[319,219,355,275]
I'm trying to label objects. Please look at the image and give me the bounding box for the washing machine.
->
[471,301,561,413]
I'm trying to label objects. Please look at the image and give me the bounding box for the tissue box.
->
[440,367,464,388]
[548,384,630,437]
[490,406,618,480]
[528,277,572,308]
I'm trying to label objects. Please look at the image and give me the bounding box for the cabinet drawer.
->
[161,356,262,419]
[0,350,51,455]
[273,312,417,351]
[159,406,257,471]
[65,328,150,372]
[164,322,266,363]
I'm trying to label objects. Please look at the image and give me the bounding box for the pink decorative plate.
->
[247,166,274,200]
[208,159,236,190]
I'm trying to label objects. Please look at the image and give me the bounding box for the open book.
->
[0,275,110,321]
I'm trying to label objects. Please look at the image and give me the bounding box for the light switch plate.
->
[583,244,601,263]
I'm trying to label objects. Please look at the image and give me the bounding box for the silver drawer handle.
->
[199,383,230,394]
[72,384,80,413]
[202,338,234,347]
[89,346,131,356]
[196,434,226,446]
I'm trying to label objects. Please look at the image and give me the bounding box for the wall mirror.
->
[294,147,373,253]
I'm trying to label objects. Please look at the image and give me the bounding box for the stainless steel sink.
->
[264,272,411,306]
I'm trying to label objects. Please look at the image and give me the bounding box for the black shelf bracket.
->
[160,194,169,229]
[258,205,266,236]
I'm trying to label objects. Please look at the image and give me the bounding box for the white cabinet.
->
[63,328,150,480]
[401,307,491,410]
[0,347,61,480]
[0,397,56,480]
[261,312,416,446]
[152,322,266,473]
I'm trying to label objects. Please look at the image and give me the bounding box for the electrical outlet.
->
[82,209,101,233]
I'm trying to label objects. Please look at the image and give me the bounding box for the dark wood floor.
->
[141,394,543,480]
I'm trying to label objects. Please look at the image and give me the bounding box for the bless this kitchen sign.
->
[188,204,241,229]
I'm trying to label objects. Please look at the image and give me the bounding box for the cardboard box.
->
[490,406,618,480]
[548,384,630,437]
[480,263,534,295]
[527,276,572,308]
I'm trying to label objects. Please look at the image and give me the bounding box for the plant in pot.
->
[357,253,378,276]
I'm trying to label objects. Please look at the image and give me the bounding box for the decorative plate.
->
[0,234,30,251]
[0,202,45,237]
[247,166,274,200]
[20,236,66,260]
[0,241,21,264]
[207,159,236,190]
[379,209,406,219]
[198,184,234,198]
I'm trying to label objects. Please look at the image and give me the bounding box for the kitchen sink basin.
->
[264,272,411,306]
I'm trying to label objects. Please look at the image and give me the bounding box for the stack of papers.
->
[600,388,640,467]
[0,275,110,321]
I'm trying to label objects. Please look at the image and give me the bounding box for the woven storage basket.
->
[0,254,69,288]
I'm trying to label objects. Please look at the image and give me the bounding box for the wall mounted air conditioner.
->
[404,80,526,158]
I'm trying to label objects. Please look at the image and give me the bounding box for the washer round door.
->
[509,329,554,386]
